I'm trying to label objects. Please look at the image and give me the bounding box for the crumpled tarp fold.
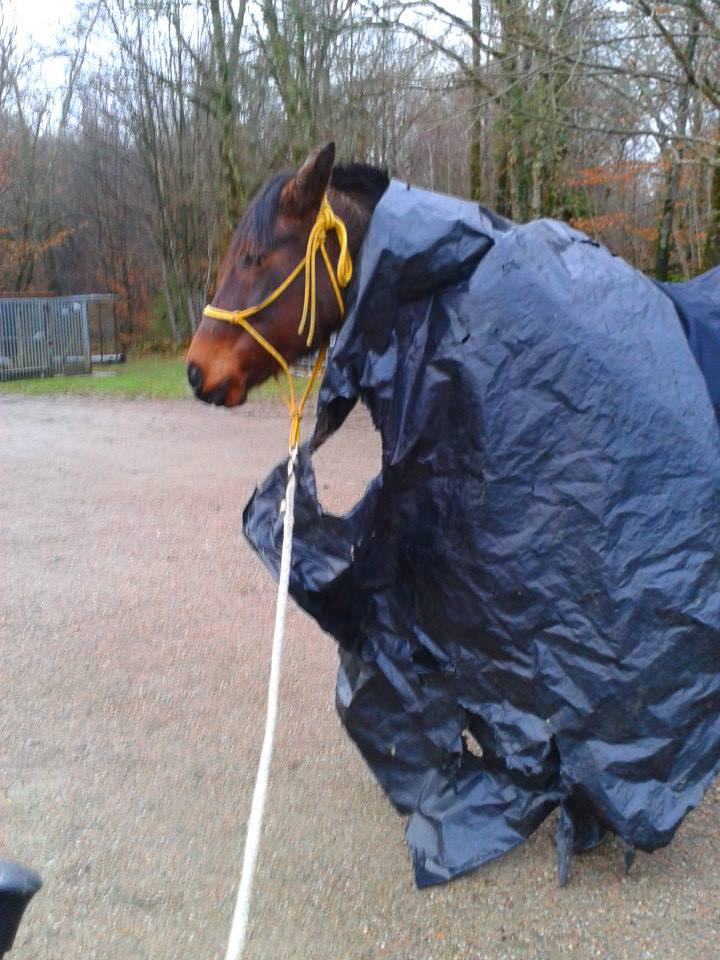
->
[244,182,720,886]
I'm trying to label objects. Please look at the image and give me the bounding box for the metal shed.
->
[0,294,119,382]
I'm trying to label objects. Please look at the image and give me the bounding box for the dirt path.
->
[2,395,718,960]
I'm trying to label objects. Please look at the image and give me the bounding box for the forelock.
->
[234,171,294,255]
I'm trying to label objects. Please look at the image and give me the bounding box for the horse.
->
[187,141,720,422]
[186,142,720,886]
[185,143,389,407]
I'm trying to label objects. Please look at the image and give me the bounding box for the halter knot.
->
[297,196,353,348]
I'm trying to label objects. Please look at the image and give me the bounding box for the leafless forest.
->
[0,0,718,346]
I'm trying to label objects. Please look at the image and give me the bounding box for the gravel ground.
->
[2,394,719,960]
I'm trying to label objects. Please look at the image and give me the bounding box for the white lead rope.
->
[225,447,299,960]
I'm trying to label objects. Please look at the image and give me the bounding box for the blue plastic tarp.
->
[656,266,720,420]
[244,182,720,886]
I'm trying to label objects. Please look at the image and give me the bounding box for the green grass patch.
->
[0,356,314,402]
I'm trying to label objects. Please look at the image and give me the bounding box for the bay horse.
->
[187,142,720,422]
[186,143,389,407]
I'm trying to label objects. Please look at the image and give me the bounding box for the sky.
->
[5,0,79,46]
[4,0,81,90]
[3,0,472,97]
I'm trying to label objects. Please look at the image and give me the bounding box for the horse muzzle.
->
[186,361,247,407]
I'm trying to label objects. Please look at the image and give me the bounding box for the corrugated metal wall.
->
[0,297,92,381]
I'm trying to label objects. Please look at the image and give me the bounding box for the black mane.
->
[331,162,390,207]
[235,171,294,256]
[235,162,390,255]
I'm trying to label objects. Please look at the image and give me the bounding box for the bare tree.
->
[1,0,717,342]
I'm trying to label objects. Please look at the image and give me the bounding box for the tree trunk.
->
[469,0,482,202]
[209,0,245,227]
[656,18,697,280]
[703,147,720,271]
[656,153,682,280]
[530,149,543,219]
[160,257,180,344]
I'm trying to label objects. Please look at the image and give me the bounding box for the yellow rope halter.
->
[203,196,353,450]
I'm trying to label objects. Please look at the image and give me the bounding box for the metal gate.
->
[0,297,92,381]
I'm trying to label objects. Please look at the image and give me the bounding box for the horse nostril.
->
[203,381,229,406]
[187,361,203,391]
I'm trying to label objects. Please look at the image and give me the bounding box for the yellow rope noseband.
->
[203,196,352,450]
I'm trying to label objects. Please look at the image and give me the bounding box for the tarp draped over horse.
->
[656,265,720,421]
[244,181,720,886]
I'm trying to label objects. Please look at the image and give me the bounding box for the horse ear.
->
[289,142,335,214]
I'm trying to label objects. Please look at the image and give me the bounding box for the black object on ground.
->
[244,182,720,886]
[0,860,42,956]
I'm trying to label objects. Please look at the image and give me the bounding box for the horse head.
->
[186,143,388,407]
